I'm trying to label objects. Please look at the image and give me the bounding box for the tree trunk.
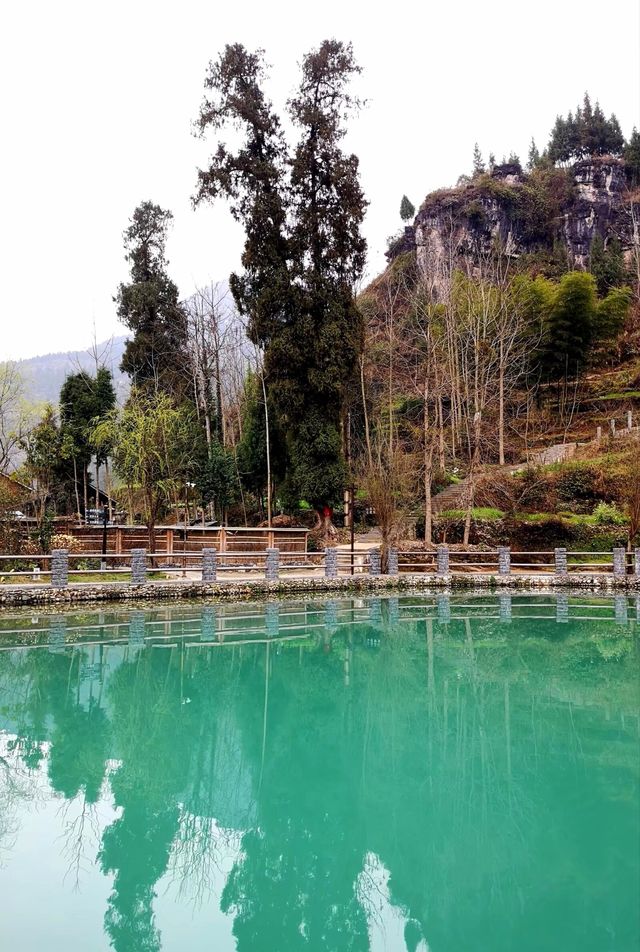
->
[72,456,82,522]
[424,445,433,547]
[498,344,505,466]
[261,371,272,528]
[82,464,89,522]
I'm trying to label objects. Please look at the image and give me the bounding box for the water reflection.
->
[0,595,638,952]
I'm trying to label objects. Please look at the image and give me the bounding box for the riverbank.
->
[1,571,639,608]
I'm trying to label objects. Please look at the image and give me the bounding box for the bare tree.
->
[0,363,35,474]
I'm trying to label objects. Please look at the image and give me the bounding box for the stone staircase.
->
[430,479,469,514]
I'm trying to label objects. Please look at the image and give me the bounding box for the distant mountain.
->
[16,336,129,406]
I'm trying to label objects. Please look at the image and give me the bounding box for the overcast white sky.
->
[1,0,638,360]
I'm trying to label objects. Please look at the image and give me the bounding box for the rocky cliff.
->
[390,158,634,298]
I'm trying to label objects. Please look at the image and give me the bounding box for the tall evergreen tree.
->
[400,195,415,222]
[59,368,116,516]
[117,203,189,397]
[472,143,485,177]
[527,138,541,171]
[195,41,367,529]
[623,127,640,185]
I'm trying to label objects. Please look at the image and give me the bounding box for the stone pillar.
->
[202,548,217,583]
[627,410,633,430]
[265,602,279,637]
[368,597,382,626]
[610,418,616,437]
[387,548,399,576]
[498,546,511,576]
[201,606,217,641]
[596,425,602,442]
[499,593,512,624]
[48,617,66,652]
[554,547,568,576]
[50,549,69,589]
[324,599,338,635]
[324,547,338,579]
[612,547,626,578]
[368,548,381,576]
[130,548,147,585]
[614,595,628,627]
[437,593,451,625]
[265,548,280,582]
[635,549,640,578]
[556,594,569,624]
[436,544,449,576]
[128,610,146,650]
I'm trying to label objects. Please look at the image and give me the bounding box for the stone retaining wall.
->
[1,572,639,608]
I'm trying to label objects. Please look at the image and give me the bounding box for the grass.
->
[600,390,640,400]
[0,571,166,585]
[440,507,505,520]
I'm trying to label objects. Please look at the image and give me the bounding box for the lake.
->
[0,594,638,951]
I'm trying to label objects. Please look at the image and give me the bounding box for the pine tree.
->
[624,127,640,185]
[117,203,189,397]
[472,143,485,177]
[195,42,367,526]
[605,113,625,156]
[527,138,540,171]
[399,195,415,222]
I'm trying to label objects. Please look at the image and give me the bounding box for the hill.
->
[15,336,129,407]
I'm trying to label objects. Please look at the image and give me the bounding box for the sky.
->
[1,0,638,360]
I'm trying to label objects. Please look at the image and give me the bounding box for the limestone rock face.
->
[404,158,632,298]
[564,159,628,268]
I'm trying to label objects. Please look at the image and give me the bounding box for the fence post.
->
[265,602,279,636]
[499,593,512,623]
[202,548,217,583]
[498,546,511,576]
[612,547,626,578]
[437,593,451,625]
[50,549,69,589]
[128,611,146,650]
[130,548,147,585]
[614,595,629,626]
[387,548,399,576]
[635,548,640,578]
[368,596,382,627]
[325,546,338,579]
[265,548,280,582]
[554,547,567,576]
[609,418,616,437]
[556,594,569,623]
[324,599,338,634]
[596,425,602,442]
[388,595,400,627]
[436,544,449,576]
[48,617,67,652]
[368,548,381,576]
[627,410,633,430]
[201,605,217,641]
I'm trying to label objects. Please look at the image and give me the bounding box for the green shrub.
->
[554,464,599,504]
[591,501,627,525]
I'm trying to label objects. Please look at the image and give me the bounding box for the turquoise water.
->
[0,594,638,952]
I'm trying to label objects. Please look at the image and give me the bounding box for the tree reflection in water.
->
[0,596,638,952]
